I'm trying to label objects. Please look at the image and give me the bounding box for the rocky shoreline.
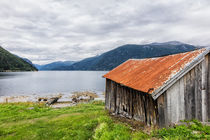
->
[0,91,104,108]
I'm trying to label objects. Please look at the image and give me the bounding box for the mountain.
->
[34,64,42,70]
[0,46,37,72]
[66,41,198,71]
[36,61,75,71]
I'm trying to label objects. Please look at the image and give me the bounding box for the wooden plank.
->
[136,91,144,121]
[114,82,117,113]
[163,92,168,126]
[133,91,139,120]
[145,94,150,125]
[132,90,137,120]
[195,63,202,120]
[149,95,158,125]
[126,87,130,118]
[179,77,185,120]
[128,88,132,118]
[109,80,113,111]
[184,72,193,120]
[122,86,126,116]
[118,84,121,114]
[166,85,172,124]
[190,68,196,119]
[115,84,119,114]
[194,64,198,119]
[105,79,111,110]
[125,87,128,117]
[119,85,123,114]
[140,92,146,122]
[165,78,181,124]
[109,81,117,113]
[159,94,166,127]
[157,92,168,127]
[208,54,210,120]
[201,58,207,121]
[130,89,133,118]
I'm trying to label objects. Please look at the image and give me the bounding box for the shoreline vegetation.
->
[0,101,209,139]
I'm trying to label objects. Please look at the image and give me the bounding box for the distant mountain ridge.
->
[34,41,199,71]
[150,41,184,45]
[65,41,198,70]
[35,61,75,71]
[0,46,37,72]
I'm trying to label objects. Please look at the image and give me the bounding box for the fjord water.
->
[0,71,106,97]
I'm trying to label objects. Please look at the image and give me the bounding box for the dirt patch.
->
[110,114,144,130]
[109,113,158,134]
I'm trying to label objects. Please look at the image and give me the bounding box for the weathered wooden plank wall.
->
[105,79,158,126]
[157,77,186,127]
[157,57,210,127]
[194,63,202,121]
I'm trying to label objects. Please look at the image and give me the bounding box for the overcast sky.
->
[0,0,210,64]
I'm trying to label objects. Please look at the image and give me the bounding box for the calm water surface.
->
[0,71,107,97]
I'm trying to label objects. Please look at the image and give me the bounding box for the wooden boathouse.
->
[103,48,210,127]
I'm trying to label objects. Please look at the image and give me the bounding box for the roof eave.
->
[152,47,210,100]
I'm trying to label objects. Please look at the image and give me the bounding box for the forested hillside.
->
[0,46,37,72]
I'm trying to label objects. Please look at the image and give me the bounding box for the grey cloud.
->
[0,0,210,64]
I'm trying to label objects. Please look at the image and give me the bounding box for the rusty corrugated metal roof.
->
[103,48,206,94]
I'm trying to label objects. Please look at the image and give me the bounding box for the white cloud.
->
[0,0,210,64]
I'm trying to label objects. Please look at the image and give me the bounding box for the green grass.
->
[0,102,209,140]
[152,120,210,140]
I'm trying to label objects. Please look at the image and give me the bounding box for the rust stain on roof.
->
[103,49,206,94]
